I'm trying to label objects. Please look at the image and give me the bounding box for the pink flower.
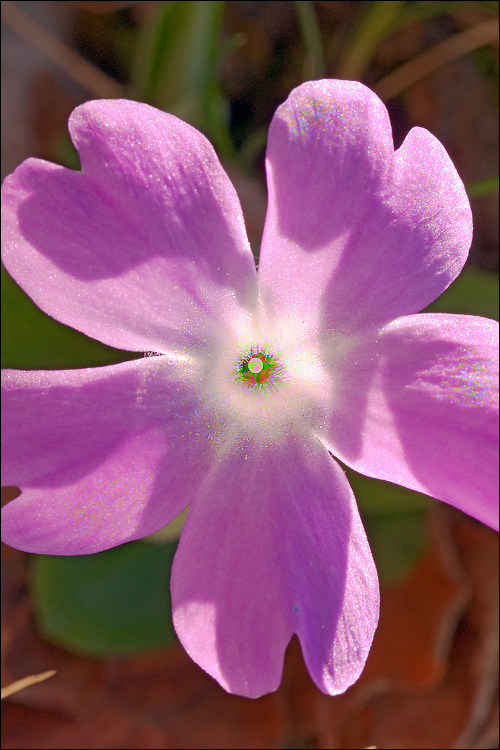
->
[1,80,498,699]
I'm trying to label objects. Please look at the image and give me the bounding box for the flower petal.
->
[321,314,499,529]
[259,80,472,334]
[171,435,379,698]
[1,357,219,553]
[1,100,257,353]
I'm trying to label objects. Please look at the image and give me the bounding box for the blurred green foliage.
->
[337,1,407,80]
[425,267,499,320]
[467,175,499,198]
[32,540,178,656]
[131,0,234,157]
[1,265,136,370]
[351,475,430,585]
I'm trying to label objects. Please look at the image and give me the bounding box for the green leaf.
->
[1,265,136,370]
[424,268,499,321]
[345,467,430,583]
[32,540,178,656]
[346,468,431,516]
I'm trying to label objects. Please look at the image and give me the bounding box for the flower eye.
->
[235,347,285,390]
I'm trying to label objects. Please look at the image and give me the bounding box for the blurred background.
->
[1,2,498,748]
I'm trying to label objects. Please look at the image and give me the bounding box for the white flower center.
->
[202,311,334,443]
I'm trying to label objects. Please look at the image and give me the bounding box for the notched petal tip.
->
[259,78,474,336]
[2,97,258,353]
[172,436,379,698]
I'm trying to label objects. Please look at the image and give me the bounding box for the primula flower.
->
[1,80,498,699]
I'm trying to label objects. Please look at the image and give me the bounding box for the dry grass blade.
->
[1,0,123,98]
[375,18,499,101]
[1,670,56,700]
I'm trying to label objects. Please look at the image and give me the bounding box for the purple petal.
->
[259,80,472,334]
[1,357,220,553]
[171,435,379,698]
[321,314,499,529]
[2,100,257,353]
